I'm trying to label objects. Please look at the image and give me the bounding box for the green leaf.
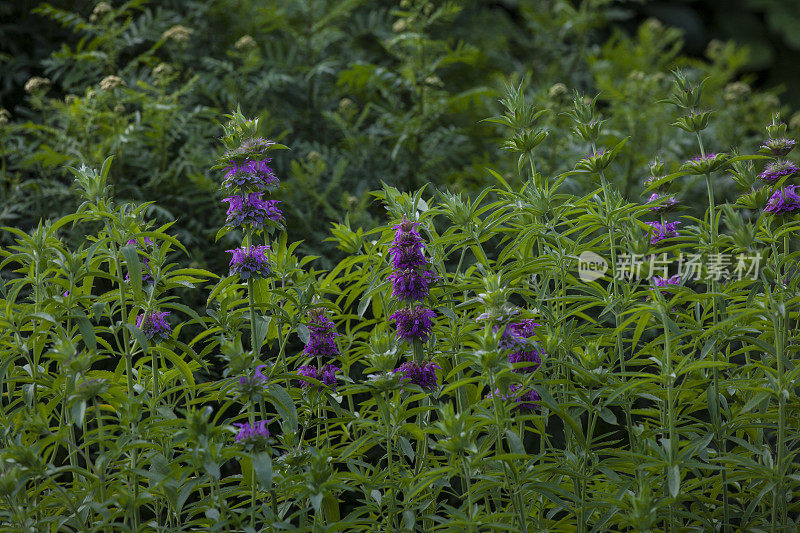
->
[268,384,298,433]
[668,464,680,498]
[252,452,272,490]
[296,323,310,345]
[125,323,148,357]
[120,245,142,298]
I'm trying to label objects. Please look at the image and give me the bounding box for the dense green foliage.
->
[0,0,794,271]
[2,1,800,532]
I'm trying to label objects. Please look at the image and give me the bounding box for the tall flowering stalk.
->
[389,217,437,378]
[760,116,797,530]
[215,110,286,528]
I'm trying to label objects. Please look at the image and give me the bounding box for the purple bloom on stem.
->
[498,319,543,373]
[136,311,171,342]
[226,245,271,279]
[646,221,680,245]
[394,361,440,391]
[764,185,800,215]
[234,420,271,446]
[239,365,269,386]
[390,217,427,269]
[646,193,680,213]
[297,364,341,390]
[488,384,541,412]
[759,160,800,184]
[761,138,796,157]
[653,275,681,288]
[303,309,339,358]
[391,307,436,343]
[222,159,279,191]
[222,193,283,229]
[388,269,436,302]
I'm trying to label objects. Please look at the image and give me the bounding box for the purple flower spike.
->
[226,245,271,279]
[764,185,800,215]
[759,160,800,184]
[222,192,283,229]
[222,159,279,191]
[388,269,436,302]
[391,307,436,343]
[234,420,271,446]
[296,364,341,391]
[646,221,680,245]
[136,311,171,342]
[498,319,543,373]
[394,361,440,391]
[303,309,339,358]
[390,217,427,270]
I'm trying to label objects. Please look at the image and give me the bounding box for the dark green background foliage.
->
[0,0,798,270]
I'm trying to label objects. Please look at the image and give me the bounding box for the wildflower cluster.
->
[759,116,799,215]
[217,112,284,280]
[136,310,171,342]
[296,309,341,391]
[388,216,438,391]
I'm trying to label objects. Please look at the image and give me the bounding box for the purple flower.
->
[61,290,69,297]
[646,221,680,245]
[297,364,341,390]
[136,311,171,342]
[222,193,283,229]
[226,245,271,279]
[388,269,436,302]
[764,185,800,215]
[239,365,269,389]
[234,420,271,446]
[394,361,440,391]
[222,159,279,191]
[761,138,796,157]
[646,193,680,213]
[653,275,681,288]
[390,217,427,270]
[759,160,800,184]
[303,309,339,358]
[498,319,543,373]
[391,307,436,343]
[488,384,540,412]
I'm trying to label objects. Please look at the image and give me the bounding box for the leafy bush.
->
[2,67,800,531]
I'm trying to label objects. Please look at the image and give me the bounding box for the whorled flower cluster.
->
[136,311,171,342]
[764,185,800,215]
[388,217,437,302]
[646,221,680,245]
[234,420,271,447]
[222,193,283,229]
[759,160,800,184]
[222,159,279,191]
[296,309,342,392]
[394,361,440,391]
[498,319,543,373]
[303,309,340,358]
[226,245,271,279]
[391,307,436,344]
[297,364,340,391]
